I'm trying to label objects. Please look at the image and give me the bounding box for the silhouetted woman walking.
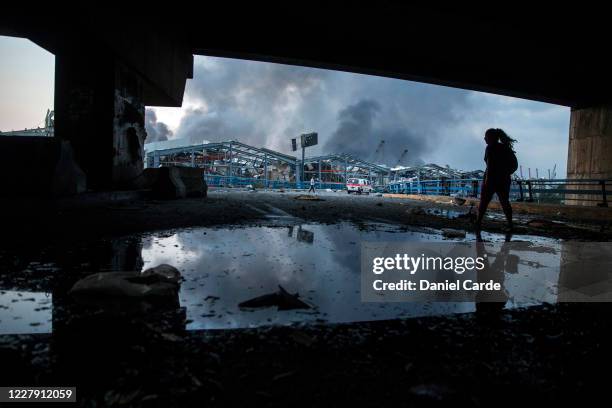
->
[475,128,518,232]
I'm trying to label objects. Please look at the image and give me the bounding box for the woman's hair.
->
[485,128,517,152]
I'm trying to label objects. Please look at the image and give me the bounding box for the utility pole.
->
[292,133,318,189]
[301,144,305,184]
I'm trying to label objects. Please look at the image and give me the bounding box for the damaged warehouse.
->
[144,138,392,190]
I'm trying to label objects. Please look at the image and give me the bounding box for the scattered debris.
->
[527,219,556,228]
[410,383,455,401]
[69,264,181,299]
[291,331,316,346]
[441,228,466,239]
[409,207,425,215]
[294,195,324,201]
[453,197,467,206]
[239,285,311,310]
[272,371,296,382]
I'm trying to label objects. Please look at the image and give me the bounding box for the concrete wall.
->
[52,30,193,191]
[566,106,612,206]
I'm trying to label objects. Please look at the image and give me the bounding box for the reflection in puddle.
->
[140,223,563,331]
[1,222,608,335]
[141,224,475,330]
[0,290,52,334]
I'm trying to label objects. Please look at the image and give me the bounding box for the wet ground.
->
[3,189,610,243]
[1,189,611,406]
[1,221,568,335]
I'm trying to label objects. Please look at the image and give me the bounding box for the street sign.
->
[300,132,318,148]
[291,138,297,152]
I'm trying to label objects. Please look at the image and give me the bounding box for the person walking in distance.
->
[475,128,518,232]
[308,177,316,194]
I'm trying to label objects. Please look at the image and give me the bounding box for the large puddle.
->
[1,222,581,335]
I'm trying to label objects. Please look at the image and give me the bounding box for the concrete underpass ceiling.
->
[1,4,610,108]
[183,4,609,108]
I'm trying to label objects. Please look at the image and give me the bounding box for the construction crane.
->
[395,149,408,166]
[371,139,385,164]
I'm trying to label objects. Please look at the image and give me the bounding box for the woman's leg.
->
[497,186,513,229]
[476,183,493,230]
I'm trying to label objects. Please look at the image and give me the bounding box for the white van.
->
[346,178,373,194]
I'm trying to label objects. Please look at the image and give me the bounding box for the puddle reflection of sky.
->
[140,223,562,331]
[1,222,576,335]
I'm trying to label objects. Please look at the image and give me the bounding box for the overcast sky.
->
[1,35,569,176]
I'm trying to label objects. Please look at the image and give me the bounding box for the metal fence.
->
[204,175,347,190]
[207,175,610,206]
[387,178,611,207]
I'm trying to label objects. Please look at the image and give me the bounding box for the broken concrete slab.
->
[135,167,207,199]
[69,264,181,299]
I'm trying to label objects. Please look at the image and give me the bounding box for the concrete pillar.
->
[55,49,147,190]
[566,105,612,206]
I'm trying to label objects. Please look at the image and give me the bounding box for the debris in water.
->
[441,228,466,239]
[456,204,476,222]
[239,285,311,310]
[69,264,181,299]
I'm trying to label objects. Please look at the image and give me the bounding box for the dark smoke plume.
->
[149,56,475,167]
[145,108,172,142]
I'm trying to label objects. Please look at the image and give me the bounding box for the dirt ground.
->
[2,188,610,243]
[3,303,611,407]
[1,189,611,407]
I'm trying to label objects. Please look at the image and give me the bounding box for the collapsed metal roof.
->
[391,163,484,180]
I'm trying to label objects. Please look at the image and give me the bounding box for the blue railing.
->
[204,175,611,206]
[204,175,348,190]
[387,178,611,206]
[388,178,483,197]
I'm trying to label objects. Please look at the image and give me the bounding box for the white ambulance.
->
[346,178,373,194]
